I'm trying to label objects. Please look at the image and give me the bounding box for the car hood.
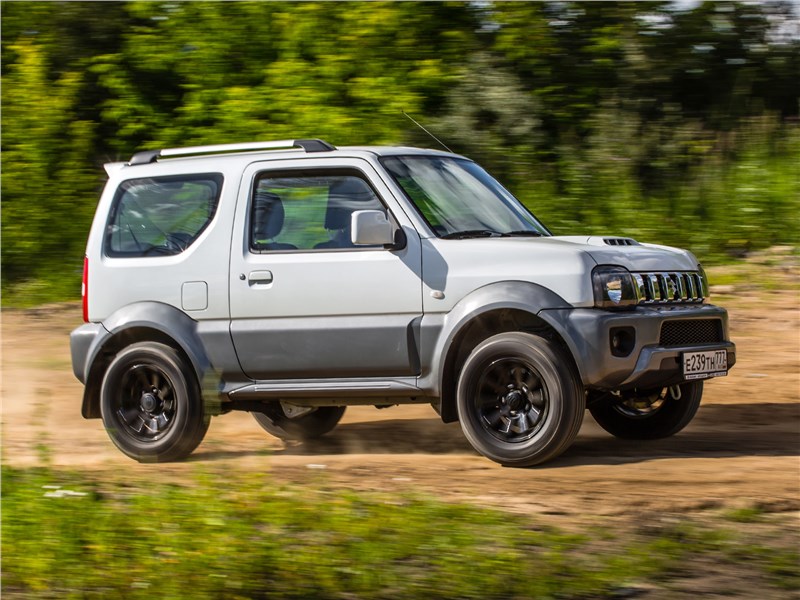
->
[546,236,700,272]
[425,235,701,309]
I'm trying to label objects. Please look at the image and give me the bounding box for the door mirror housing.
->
[351,210,395,246]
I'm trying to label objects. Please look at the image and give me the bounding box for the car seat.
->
[314,178,378,249]
[252,191,297,250]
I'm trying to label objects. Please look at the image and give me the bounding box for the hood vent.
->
[603,237,639,246]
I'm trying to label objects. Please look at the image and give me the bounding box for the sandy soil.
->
[2,264,799,596]
[2,276,798,524]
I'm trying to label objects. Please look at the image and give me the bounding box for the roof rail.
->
[128,138,336,166]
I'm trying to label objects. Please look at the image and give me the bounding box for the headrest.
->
[324,177,376,230]
[253,191,284,240]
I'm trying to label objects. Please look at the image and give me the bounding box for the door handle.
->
[248,270,273,285]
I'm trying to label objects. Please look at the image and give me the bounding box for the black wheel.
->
[252,404,345,441]
[589,381,703,440]
[456,332,585,467]
[100,342,209,462]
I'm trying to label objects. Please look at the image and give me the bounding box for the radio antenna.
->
[402,110,453,153]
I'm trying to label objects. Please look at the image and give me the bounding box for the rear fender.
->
[81,302,216,418]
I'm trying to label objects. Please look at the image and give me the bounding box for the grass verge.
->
[2,465,798,599]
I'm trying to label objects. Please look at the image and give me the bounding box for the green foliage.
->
[2,1,799,305]
[3,465,798,598]
[724,506,765,523]
[1,40,100,304]
[516,112,800,261]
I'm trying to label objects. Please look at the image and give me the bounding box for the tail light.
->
[82,256,89,323]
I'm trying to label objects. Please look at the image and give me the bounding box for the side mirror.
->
[351,210,395,246]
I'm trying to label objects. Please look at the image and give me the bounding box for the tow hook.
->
[669,385,682,400]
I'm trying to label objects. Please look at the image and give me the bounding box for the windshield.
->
[381,155,549,238]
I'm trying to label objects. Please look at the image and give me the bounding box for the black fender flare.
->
[428,281,585,422]
[81,302,215,418]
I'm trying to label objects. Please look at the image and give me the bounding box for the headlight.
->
[592,266,638,309]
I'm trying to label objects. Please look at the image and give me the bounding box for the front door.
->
[229,157,423,380]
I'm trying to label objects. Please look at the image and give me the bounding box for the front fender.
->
[419,280,574,397]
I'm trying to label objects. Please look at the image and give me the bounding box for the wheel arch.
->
[434,281,582,423]
[82,302,213,419]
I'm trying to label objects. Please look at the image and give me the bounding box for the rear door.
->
[228,157,423,380]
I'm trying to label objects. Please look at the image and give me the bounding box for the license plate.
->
[682,350,728,380]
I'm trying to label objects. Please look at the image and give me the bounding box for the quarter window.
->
[251,170,386,252]
[106,174,222,257]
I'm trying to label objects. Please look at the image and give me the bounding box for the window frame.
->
[379,155,551,238]
[248,167,394,254]
[104,172,223,258]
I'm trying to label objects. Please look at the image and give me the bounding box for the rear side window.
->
[106,174,223,257]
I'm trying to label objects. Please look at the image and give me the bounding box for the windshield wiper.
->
[441,229,545,240]
[501,230,544,237]
[441,229,501,239]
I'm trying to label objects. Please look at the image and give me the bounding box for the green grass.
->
[2,466,797,599]
[725,543,800,591]
[1,275,81,308]
[723,506,765,524]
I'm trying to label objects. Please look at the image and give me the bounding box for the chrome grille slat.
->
[677,274,688,301]
[657,274,668,302]
[664,273,677,301]
[698,272,709,297]
[633,270,706,305]
[643,275,651,301]
[686,273,697,300]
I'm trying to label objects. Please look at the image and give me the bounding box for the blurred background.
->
[2,0,799,305]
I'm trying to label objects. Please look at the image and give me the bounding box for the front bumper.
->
[539,303,736,390]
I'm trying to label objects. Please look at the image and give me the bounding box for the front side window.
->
[381,155,549,238]
[251,170,386,252]
[106,173,222,257]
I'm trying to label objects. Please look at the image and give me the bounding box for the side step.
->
[223,377,426,408]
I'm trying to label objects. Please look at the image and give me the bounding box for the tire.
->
[252,404,345,441]
[456,332,585,467]
[100,342,209,462]
[588,381,703,440]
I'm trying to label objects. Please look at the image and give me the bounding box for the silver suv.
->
[70,139,735,466]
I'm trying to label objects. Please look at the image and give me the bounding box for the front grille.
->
[659,319,723,347]
[633,271,708,304]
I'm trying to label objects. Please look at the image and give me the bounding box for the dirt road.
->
[2,277,798,528]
